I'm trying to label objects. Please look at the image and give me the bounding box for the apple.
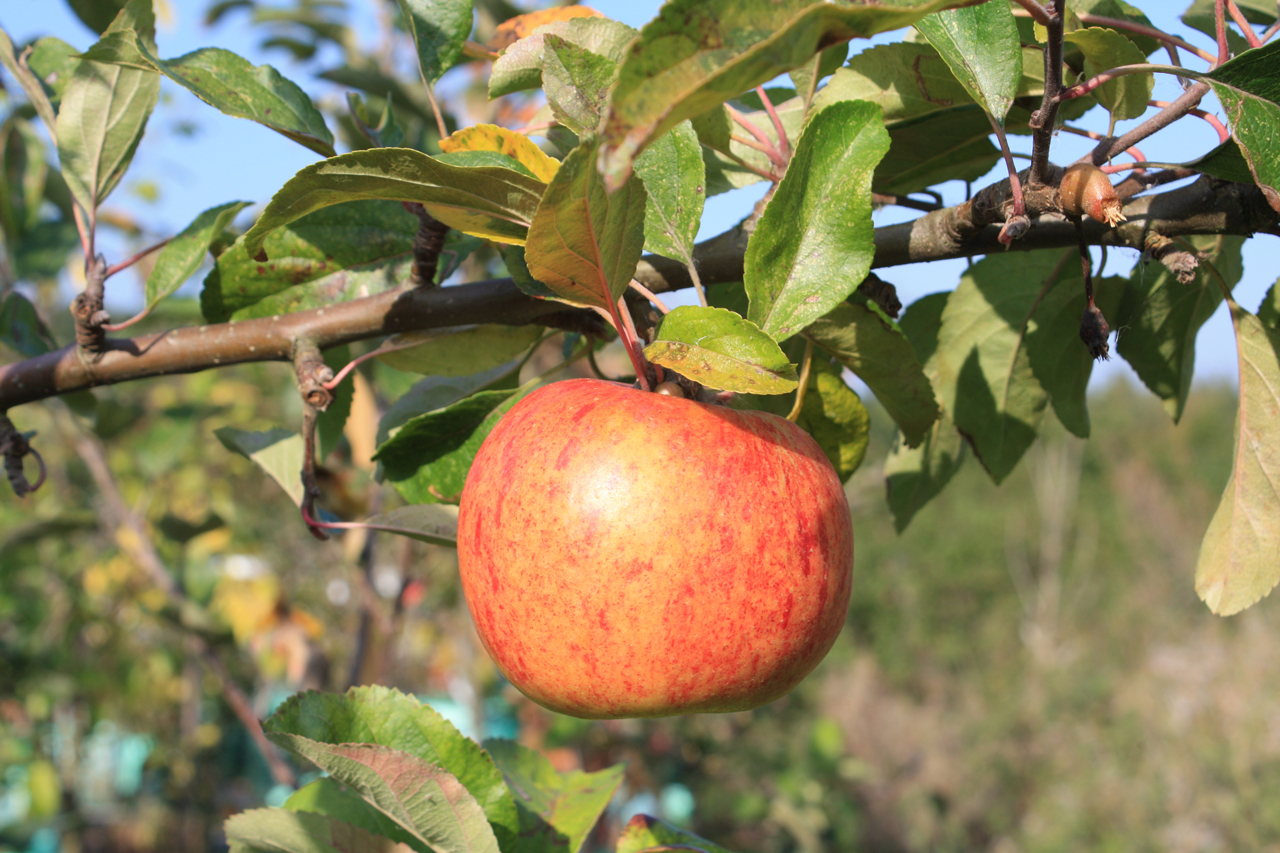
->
[456,378,853,719]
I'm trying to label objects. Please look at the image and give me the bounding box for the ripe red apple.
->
[456,378,854,719]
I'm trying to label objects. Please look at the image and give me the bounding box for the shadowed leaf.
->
[215,427,305,506]
[225,808,417,853]
[144,201,252,314]
[644,305,798,394]
[1205,39,1280,212]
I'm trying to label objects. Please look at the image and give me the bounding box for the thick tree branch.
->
[0,179,1276,413]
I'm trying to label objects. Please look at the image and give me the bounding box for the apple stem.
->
[607,294,652,391]
[786,339,814,422]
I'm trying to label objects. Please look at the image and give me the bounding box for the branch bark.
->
[0,178,1276,413]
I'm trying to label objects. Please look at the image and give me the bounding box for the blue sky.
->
[2,1,1274,385]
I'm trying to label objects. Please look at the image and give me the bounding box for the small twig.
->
[1149,100,1230,143]
[1010,0,1052,26]
[424,80,448,140]
[292,338,335,539]
[725,104,786,169]
[71,255,110,356]
[403,203,451,288]
[755,86,791,162]
[606,295,651,391]
[1,415,45,497]
[103,237,171,280]
[685,261,708,307]
[990,115,1026,218]
[1263,12,1280,43]
[1216,0,1231,65]
[1029,0,1065,186]
[1091,82,1210,165]
[513,121,555,136]
[1226,1,1264,48]
[628,280,671,314]
[871,193,944,212]
[1050,12,1218,63]
[72,203,93,260]
[786,339,814,422]
[1058,64,1197,104]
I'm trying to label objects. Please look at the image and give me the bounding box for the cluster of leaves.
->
[226,685,734,853]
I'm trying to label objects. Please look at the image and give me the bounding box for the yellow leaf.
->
[440,124,561,183]
[488,6,603,52]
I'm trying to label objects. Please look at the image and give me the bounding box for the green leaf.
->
[0,291,56,357]
[1205,39,1280,213]
[1259,280,1280,329]
[242,148,545,259]
[1115,235,1244,422]
[1183,0,1275,55]
[1184,138,1257,184]
[915,1,1021,124]
[804,299,939,448]
[203,200,418,323]
[745,100,888,341]
[361,504,460,547]
[131,43,336,157]
[882,293,965,532]
[214,427,305,506]
[286,778,423,851]
[318,346,354,464]
[374,388,520,504]
[483,739,624,853]
[1023,274,1125,438]
[1195,304,1280,615]
[143,201,252,314]
[541,37,617,134]
[27,37,83,106]
[814,43,973,124]
[489,17,636,99]
[741,355,870,481]
[934,251,1076,484]
[874,105,1000,196]
[615,814,738,853]
[643,305,799,394]
[0,29,59,140]
[632,121,704,265]
[377,362,523,446]
[1062,28,1152,121]
[265,687,518,851]
[65,0,129,35]
[500,245,558,299]
[524,141,647,311]
[376,325,544,376]
[225,808,417,853]
[598,0,973,189]
[693,98,806,197]
[2,119,51,236]
[56,1,161,214]
[788,42,848,102]
[262,739,499,853]
[398,0,473,83]
[1070,0,1163,55]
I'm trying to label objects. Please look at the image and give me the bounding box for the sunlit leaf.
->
[644,305,798,394]
[144,201,252,314]
[490,16,635,98]
[56,0,161,214]
[375,325,544,376]
[483,739,624,853]
[0,29,59,139]
[814,42,973,123]
[1205,39,1280,212]
[214,427,305,506]
[598,0,967,189]
[632,121,704,265]
[915,1,1021,124]
[524,140,647,311]
[1062,28,1152,121]
[203,200,418,323]
[262,738,499,853]
[745,100,889,341]
[225,808,416,853]
[398,0,474,83]
[440,124,560,183]
[1195,304,1280,615]
[615,814,737,853]
[266,687,518,849]
[242,148,545,258]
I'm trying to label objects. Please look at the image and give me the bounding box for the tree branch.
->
[1,179,1275,414]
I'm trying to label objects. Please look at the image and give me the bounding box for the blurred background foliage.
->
[3,0,1279,851]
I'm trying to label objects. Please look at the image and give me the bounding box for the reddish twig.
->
[1029,0,1065,186]
[1226,1,1264,48]
[629,279,671,314]
[1010,0,1052,26]
[1149,100,1230,142]
[104,237,171,280]
[1074,13,1217,64]
[1091,82,1211,164]
[725,104,786,170]
[755,86,791,162]
[1215,0,1230,65]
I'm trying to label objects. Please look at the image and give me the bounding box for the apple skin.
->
[456,378,853,719]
